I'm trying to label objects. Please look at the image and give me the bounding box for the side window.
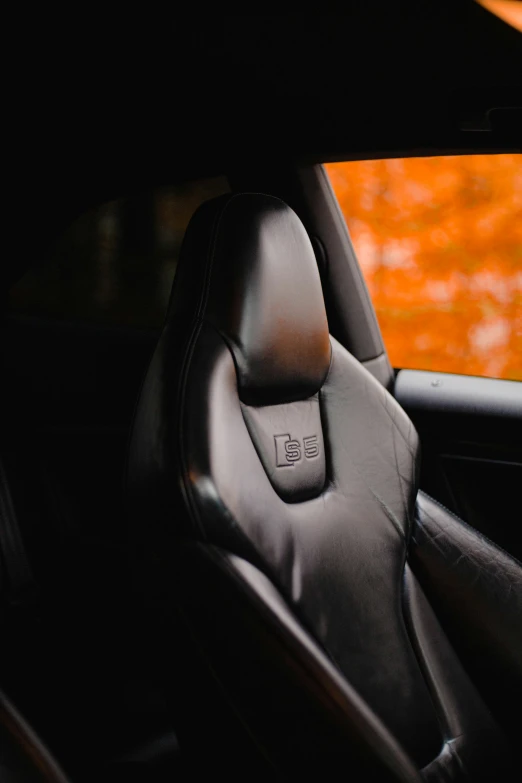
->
[325,155,522,381]
[8,177,230,328]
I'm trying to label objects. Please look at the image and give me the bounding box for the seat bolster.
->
[410,491,522,742]
[171,542,422,783]
[0,690,70,782]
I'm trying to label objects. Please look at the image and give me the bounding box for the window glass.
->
[8,177,230,328]
[325,155,522,381]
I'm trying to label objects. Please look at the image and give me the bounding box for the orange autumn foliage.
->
[477,0,522,33]
[325,155,522,381]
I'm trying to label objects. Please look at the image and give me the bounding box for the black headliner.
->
[6,2,522,285]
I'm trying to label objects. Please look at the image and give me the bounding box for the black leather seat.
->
[0,690,70,783]
[127,194,521,782]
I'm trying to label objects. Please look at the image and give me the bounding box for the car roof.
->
[6,3,521,287]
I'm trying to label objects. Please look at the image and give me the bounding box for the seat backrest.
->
[128,194,510,782]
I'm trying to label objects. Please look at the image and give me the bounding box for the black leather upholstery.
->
[411,491,522,751]
[0,690,70,782]
[128,194,521,781]
[172,194,331,406]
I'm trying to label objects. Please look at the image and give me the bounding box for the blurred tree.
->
[326,154,522,380]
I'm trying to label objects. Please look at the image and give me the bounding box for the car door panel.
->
[395,369,522,560]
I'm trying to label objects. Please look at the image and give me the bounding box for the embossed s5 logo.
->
[274,434,319,467]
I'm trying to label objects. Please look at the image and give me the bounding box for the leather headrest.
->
[173,193,331,405]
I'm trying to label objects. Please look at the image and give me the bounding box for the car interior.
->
[2,5,521,782]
